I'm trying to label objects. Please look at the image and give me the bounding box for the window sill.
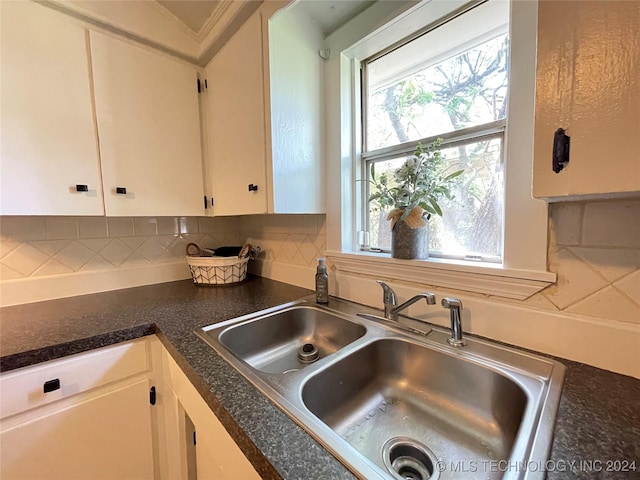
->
[326,250,556,300]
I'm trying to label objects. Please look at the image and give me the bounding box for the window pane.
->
[367,137,504,259]
[365,1,509,151]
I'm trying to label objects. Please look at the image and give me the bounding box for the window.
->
[323,0,554,299]
[361,0,509,263]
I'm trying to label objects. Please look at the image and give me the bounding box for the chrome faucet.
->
[376,280,436,322]
[442,297,466,347]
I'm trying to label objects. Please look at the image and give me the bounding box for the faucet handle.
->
[376,280,397,306]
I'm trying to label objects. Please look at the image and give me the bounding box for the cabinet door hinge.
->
[149,386,156,405]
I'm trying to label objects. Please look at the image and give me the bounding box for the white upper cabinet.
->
[204,2,325,215]
[532,0,640,200]
[0,1,104,216]
[205,11,269,216]
[91,32,205,216]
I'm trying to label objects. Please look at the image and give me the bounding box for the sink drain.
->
[298,343,319,363]
[382,437,439,480]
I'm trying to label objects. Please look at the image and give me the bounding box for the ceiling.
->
[156,0,224,34]
[155,0,374,37]
[295,0,375,36]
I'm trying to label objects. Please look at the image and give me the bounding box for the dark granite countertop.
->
[1,276,638,479]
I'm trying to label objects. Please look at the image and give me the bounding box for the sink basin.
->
[204,305,365,374]
[197,297,565,480]
[302,338,528,479]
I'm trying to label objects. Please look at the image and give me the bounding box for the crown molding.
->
[197,1,234,41]
[145,1,201,41]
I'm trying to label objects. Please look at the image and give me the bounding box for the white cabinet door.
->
[204,3,325,215]
[91,32,204,216]
[0,1,103,215]
[163,350,260,479]
[532,0,640,199]
[0,379,156,480]
[205,11,269,216]
[0,338,162,480]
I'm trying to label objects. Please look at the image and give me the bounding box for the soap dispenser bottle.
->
[315,258,329,304]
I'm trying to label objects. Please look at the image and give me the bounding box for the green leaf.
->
[370,163,376,182]
[422,204,436,215]
[444,170,464,181]
[429,198,443,216]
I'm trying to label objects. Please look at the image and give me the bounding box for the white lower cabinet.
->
[0,338,160,480]
[0,337,260,480]
[161,348,260,480]
[1,379,157,480]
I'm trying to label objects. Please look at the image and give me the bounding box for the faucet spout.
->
[390,293,436,322]
[377,280,436,322]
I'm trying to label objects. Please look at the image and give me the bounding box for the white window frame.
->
[323,0,555,300]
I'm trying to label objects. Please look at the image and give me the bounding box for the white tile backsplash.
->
[1,203,639,326]
[549,202,583,246]
[570,246,640,283]
[1,217,46,241]
[80,238,111,253]
[133,217,158,236]
[0,216,244,281]
[54,241,96,271]
[36,258,74,276]
[30,240,69,257]
[157,217,179,235]
[107,217,134,237]
[100,239,133,266]
[78,217,108,239]
[582,201,640,248]
[45,217,78,240]
[2,244,49,276]
[614,270,640,305]
[0,263,24,280]
[567,286,640,324]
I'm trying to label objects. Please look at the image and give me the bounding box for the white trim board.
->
[0,261,191,307]
[327,251,556,300]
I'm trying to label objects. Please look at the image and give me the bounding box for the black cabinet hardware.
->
[248,184,258,192]
[149,386,156,405]
[75,184,88,192]
[43,379,60,393]
[116,187,127,195]
[552,128,570,173]
[204,195,207,209]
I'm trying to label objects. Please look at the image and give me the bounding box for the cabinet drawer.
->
[0,338,150,419]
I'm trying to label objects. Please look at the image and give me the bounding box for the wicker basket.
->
[186,243,249,286]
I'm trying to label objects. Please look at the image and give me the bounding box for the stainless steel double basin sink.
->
[197,296,565,480]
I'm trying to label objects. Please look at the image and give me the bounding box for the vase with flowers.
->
[368,139,463,259]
